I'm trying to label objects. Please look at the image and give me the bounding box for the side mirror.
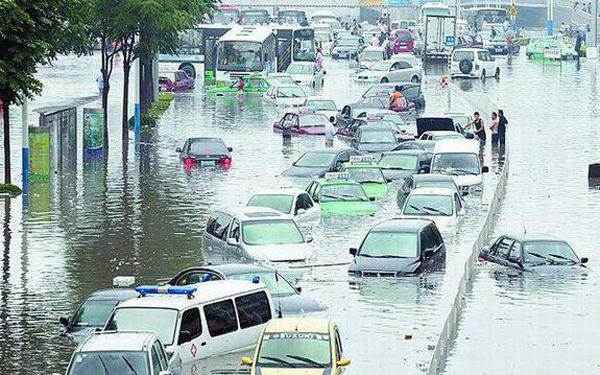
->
[227,147,233,152]
[226,238,240,246]
[349,247,357,256]
[482,166,489,173]
[175,147,182,153]
[581,257,589,264]
[296,208,306,215]
[337,358,351,367]
[241,357,254,366]
[295,286,302,293]
[419,165,430,174]
[305,235,313,243]
[59,316,70,327]
[369,197,376,201]
[178,330,192,344]
[423,249,434,258]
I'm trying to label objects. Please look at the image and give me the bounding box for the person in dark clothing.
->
[472,112,486,141]
[497,109,508,145]
[575,31,583,61]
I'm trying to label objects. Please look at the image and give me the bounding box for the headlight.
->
[469,182,483,191]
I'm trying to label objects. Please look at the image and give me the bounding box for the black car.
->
[350,127,399,155]
[166,263,327,316]
[348,218,445,277]
[479,235,589,272]
[377,149,432,181]
[361,82,426,110]
[176,137,233,167]
[397,173,461,207]
[281,148,360,178]
[59,287,138,343]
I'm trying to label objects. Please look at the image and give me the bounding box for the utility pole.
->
[547,0,554,35]
[21,99,29,197]
[593,0,598,49]
[134,57,141,150]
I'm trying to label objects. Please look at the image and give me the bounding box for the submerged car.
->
[356,45,387,69]
[348,218,445,277]
[397,173,461,207]
[303,97,338,120]
[354,60,421,84]
[158,70,194,92]
[273,110,331,135]
[176,137,233,168]
[525,36,577,60]
[207,75,270,97]
[281,148,360,179]
[400,187,464,231]
[479,235,588,271]
[340,159,390,199]
[392,139,436,152]
[166,263,327,316]
[286,62,323,87]
[263,85,308,108]
[331,38,361,59]
[305,174,378,216]
[351,126,399,155]
[246,188,320,221]
[361,82,426,110]
[377,149,432,181]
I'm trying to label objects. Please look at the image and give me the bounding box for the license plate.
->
[495,48,503,52]
[339,53,347,57]
[201,160,216,166]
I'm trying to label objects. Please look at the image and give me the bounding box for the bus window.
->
[217,42,264,72]
[292,29,315,62]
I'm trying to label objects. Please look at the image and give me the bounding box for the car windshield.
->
[346,168,385,183]
[361,50,383,61]
[228,272,296,296]
[320,184,368,202]
[432,153,480,175]
[287,64,313,75]
[415,180,457,190]
[294,152,336,167]
[217,41,264,71]
[241,12,268,24]
[72,300,119,327]
[188,140,227,156]
[306,100,336,111]
[105,308,178,345]
[360,130,396,144]
[67,351,149,375]
[395,32,413,42]
[299,115,328,127]
[360,231,418,257]
[448,115,471,129]
[523,241,579,264]
[378,154,418,170]
[404,194,453,216]
[247,194,294,214]
[270,76,295,85]
[257,332,331,368]
[453,50,475,61]
[369,61,391,71]
[278,87,306,98]
[242,220,304,245]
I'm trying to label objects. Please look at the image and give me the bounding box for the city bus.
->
[240,9,270,25]
[215,25,276,84]
[462,7,508,30]
[277,10,308,25]
[211,4,240,24]
[273,26,316,72]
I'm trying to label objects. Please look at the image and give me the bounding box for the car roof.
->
[371,218,432,232]
[317,178,362,186]
[409,187,457,196]
[454,47,488,52]
[413,173,455,182]
[502,233,569,243]
[264,317,332,333]
[343,162,379,169]
[232,207,289,221]
[78,331,156,353]
[433,139,480,153]
[250,188,307,196]
[87,288,139,301]
[178,263,271,277]
[304,148,350,155]
[116,280,267,310]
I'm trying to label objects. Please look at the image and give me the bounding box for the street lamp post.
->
[547,0,554,35]
[21,99,29,196]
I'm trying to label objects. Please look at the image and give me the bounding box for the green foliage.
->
[128,92,174,128]
[0,184,23,196]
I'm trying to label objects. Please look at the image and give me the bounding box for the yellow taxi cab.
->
[241,317,351,374]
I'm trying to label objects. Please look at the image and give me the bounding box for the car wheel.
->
[494,68,500,79]
[411,75,420,83]
[380,77,389,83]
[178,63,196,79]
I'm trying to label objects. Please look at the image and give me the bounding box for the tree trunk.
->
[140,53,154,114]
[2,102,11,184]
[102,80,110,154]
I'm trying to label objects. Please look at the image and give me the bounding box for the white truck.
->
[423,15,457,61]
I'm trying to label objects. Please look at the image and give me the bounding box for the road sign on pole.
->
[509,4,518,17]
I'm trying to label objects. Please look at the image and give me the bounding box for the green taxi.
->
[340,160,390,200]
[206,75,271,97]
[305,173,378,216]
[525,36,577,61]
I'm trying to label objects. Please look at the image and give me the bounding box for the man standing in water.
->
[497,109,508,145]
[472,112,486,146]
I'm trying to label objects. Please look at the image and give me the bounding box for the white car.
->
[449,47,500,80]
[354,60,422,84]
[419,130,466,141]
[267,73,297,86]
[430,139,490,192]
[390,53,423,67]
[286,62,322,87]
[400,187,465,231]
[303,97,338,120]
[356,46,387,69]
[246,188,320,221]
[203,207,312,262]
[65,331,182,375]
[263,85,308,108]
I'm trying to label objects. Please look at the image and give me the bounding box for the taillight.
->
[219,156,232,169]
[477,255,486,262]
[184,157,196,167]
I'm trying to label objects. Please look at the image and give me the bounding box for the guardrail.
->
[428,148,510,375]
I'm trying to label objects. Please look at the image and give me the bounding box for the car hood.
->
[256,368,329,375]
[282,166,328,178]
[349,255,422,274]
[320,201,378,215]
[245,243,308,262]
[278,98,306,107]
[279,294,328,316]
[289,73,312,82]
[361,182,389,198]
[401,214,455,232]
[63,326,98,344]
[355,70,384,78]
[448,173,482,188]
[380,168,415,181]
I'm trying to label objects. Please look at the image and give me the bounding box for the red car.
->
[393,29,414,54]
[158,70,195,92]
[273,110,331,135]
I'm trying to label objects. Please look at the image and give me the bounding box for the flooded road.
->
[0,50,597,375]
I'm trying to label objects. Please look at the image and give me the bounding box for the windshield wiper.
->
[361,179,384,184]
[97,356,109,375]
[421,206,450,216]
[286,355,325,368]
[451,168,479,175]
[121,355,138,375]
[408,205,429,215]
[260,356,294,366]
[527,252,555,264]
[548,254,577,263]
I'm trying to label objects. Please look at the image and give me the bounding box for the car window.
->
[206,212,232,240]
[509,241,522,263]
[454,194,462,212]
[295,193,313,212]
[235,291,272,329]
[496,238,515,259]
[153,341,168,370]
[178,308,202,344]
[396,61,412,69]
[204,299,238,337]
[477,51,488,61]
[429,225,443,249]
[177,271,221,285]
[151,345,163,375]
[228,219,240,241]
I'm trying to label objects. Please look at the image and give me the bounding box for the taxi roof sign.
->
[350,155,376,164]
[324,172,350,180]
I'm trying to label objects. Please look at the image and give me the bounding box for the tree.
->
[0,0,86,184]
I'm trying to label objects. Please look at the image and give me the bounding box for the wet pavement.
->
[0,49,598,375]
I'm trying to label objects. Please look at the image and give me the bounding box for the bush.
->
[0,184,23,196]
[127,92,174,129]
[128,113,157,129]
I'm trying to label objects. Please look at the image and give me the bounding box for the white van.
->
[431,139,489,192]
[449,47,500,79]
[104,281,274,363]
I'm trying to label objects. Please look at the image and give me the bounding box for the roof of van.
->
[78,331,156,353]
[116,280,267,310]
[219,25,273,43]
[433,139,480,154]
[264,317,331,333]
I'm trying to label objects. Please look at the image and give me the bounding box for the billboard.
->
[83,108,105,156]
[28,127,51,182]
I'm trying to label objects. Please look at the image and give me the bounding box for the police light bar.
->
[252,275,261,284]
[349,155,376,163]
[113,276,135,288]
[135,285,197,297]
[324,172,350,180]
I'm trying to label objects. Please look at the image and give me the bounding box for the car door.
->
[294,193,319,219]
[175,307,204,363]
[453,192,463,218]
[507,240,524,269]
[225,218,243,257]
[204,212,233,253]
[396,176,413,207]
[333,326,345,374]
[150,339,168,375]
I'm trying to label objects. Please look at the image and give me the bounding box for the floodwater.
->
[0,49,597,375]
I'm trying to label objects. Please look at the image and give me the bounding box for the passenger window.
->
[420,228,433,251]
[178,271,221,285]
[153,341,168,370]
[207,212,232,240]
[497,238,515,259]
[342,106,351,116]
[151,345,163,375]
[204,300,238,337]
[229,220,240,241]
[477,51,487,61]
[295,194,313,213]
[178,308,202,344]
[396,61,411,69]
[235,291,272,329]
[454,194,462,212]
[335,328,343,360]
[402,178,412,193]
[430,226,444,249]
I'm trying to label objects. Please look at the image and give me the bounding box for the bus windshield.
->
[293,30,315,62]
[218,41,264,72]
[213,9,239,24]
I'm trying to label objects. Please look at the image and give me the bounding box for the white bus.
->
[462,7,508,30]
[216,25,276,83]
[273,25,316,72]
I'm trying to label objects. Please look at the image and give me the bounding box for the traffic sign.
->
[509,4,518,16]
